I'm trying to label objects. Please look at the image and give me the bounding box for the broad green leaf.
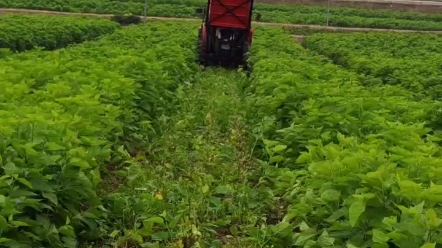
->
[414,201,425,214]
[296,152,312,164]
[109,230,120,238]
[47,142,65,151]
[215,185,231,194]
[201,185,209,193]
[68,158,90,169]
[230,225,238,236]
[10,221,30,227]
[372,229,389,243]
[3,162,20,175]
[325,208,346,222]
[17,178,33,189]
[42,192,58,205]
[372,244,389,248]
[131,233,143,244]
[0,195,5,207]
[59,225,75,237]
[318,230,335,246]
[269,155,284,163]
[191,224,201,236]
[300,221,310,231]
[273,144,287,153]
[349,199,366,227]
[145,217,164,225]
[23,144,39,156]
[0,216,8,231]
[294,230,318,246]
[426,209,442,228]
[151,231,169,241]
[321,189,341,202]
[421,243,436,248]
[272,221,292,236]
[0,238,11,243]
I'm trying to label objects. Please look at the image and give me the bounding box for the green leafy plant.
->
[2,0,442,30]
[305,32,442,101]
[0,14,118,52]
[0,21,196,247]
[246,26,442,247]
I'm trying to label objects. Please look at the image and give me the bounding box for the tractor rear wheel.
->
[196,27,206,67]
[242,42,251,76]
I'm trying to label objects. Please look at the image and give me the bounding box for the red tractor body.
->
[196,0,255,69]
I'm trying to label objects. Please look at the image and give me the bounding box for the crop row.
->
[0,21,196,247]
[0,14,118,53]
[3,15,442,247]
[305,33,442,101]
[2,0,442,30]
[247,26,442,247]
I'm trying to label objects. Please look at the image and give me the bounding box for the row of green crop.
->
[247,27,442,247]
[0,14,118,53]
[113,0,442,22]
[0,21,197,247]
[304,33,442,101]
[2,0,442,30]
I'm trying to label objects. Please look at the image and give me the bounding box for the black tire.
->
[196,27,207,66]
[242,42,251,76]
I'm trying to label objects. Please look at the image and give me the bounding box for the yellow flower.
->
[154,193,163,200]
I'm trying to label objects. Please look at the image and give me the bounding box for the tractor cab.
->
[196,0,255,69]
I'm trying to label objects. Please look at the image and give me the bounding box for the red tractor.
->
[196,0,255,69]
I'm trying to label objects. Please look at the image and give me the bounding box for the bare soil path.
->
[1,8,442,34]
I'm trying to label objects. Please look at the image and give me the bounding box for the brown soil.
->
[293,35,307,43]
[255,0,442,13]
[1,8,442,34]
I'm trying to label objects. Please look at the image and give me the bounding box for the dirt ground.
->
[255,0,442,13]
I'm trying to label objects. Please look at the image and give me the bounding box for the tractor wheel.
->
[196,27,206,67]
[242,42,251,76]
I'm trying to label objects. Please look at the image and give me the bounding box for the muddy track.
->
[2,8,442,34]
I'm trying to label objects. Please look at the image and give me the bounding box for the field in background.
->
[256,0,442,13]
[0,14,118,53]
[1,3,442,248]
[4,0,442,13]
[305,33,442,100]
[2,0,442,30]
